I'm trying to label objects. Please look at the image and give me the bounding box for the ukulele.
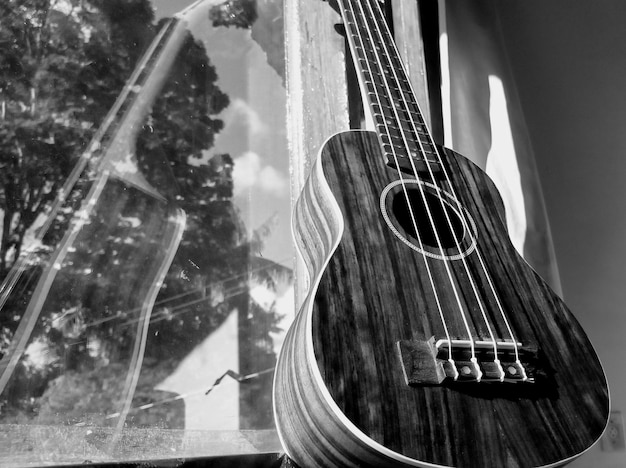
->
[273,0,609,467]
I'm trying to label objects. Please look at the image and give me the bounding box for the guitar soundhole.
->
[380,180,477,260]
[392,188,464,249]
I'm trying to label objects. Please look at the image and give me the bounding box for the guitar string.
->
[344,0,472,367]
[366,0,522,367]
[365,0,521,366]
[362,0,498,375]
[350,0,481,370]
[337,0,455,366]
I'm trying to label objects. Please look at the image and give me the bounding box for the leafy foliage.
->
[0,0,155,272]
[0,0,284,431]
[209,0,258,29]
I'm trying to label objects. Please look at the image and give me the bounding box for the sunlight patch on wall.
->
[485,75,526,256]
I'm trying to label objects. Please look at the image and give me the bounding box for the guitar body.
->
[273,130,609,467]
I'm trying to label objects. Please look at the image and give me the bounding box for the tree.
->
[209,0,258,29]
[0,0,288,432]
[0,0,156,273]
[0,0,238,421]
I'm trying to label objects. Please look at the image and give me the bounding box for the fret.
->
[339,0,440,174]
[376,104,429,139]
[375,121,429,145]
[379,129,437,156]
[374,112,428,131]
[380,121,430,143]
[374,115,432,149]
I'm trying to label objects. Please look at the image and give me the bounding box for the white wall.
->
[499,2,626,465]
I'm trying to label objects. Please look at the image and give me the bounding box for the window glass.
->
[0,0,292,463]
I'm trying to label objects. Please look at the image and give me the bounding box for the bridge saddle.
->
[397,336,540,385]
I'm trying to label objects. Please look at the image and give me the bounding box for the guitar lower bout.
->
[273,131,609,468]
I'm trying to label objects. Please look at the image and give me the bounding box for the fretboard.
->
[338,0,439,174]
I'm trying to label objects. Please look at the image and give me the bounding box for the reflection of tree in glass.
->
[0,0,284,430]
[209,0,258,29]
[0,0,165,423]
[209,0,287,90]
[0,1,117,273]
[133,28,241,364]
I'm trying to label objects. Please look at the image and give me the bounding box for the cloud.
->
[223,98,268,136]
[232,151,288,196]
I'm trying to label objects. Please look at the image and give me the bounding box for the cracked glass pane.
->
[0,0,291,463]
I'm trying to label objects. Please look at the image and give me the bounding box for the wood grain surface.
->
[273,131,609,467]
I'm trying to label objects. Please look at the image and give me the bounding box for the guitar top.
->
[273,1,610,467]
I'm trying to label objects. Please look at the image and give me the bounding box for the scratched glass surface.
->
[0,0,291,464]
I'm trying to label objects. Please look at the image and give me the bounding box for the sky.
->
[151,0,197,18]
[160,0,293,267]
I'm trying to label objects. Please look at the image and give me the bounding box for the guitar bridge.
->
[397,336,542,385]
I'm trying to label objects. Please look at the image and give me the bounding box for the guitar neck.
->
[337,0,440,173]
